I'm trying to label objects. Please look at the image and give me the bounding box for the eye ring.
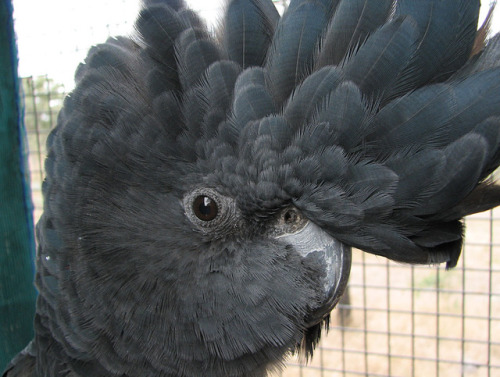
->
[193,195,219,221]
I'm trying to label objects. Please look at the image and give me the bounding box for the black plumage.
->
[4,0,500,376]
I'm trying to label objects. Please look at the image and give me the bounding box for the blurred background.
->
[11,1,500,376]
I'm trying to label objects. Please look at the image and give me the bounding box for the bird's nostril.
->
[284,209,297,224]
[275,207,308,236]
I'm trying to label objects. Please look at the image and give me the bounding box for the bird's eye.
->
[183,188,237,234]
[193,195,218,221]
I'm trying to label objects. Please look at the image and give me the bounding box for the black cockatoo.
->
[4,0,500,376]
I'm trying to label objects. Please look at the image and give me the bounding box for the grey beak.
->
[276,221,352,326]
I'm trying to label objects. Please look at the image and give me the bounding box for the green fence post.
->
[0,0,37,371]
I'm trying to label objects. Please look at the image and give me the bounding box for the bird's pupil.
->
[193,195,218,221]
[199,197,212,215]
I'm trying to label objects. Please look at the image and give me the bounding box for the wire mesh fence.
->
[277,222,500,377]
[15,0,500,375]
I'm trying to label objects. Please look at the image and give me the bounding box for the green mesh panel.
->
[0,0,37,371]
